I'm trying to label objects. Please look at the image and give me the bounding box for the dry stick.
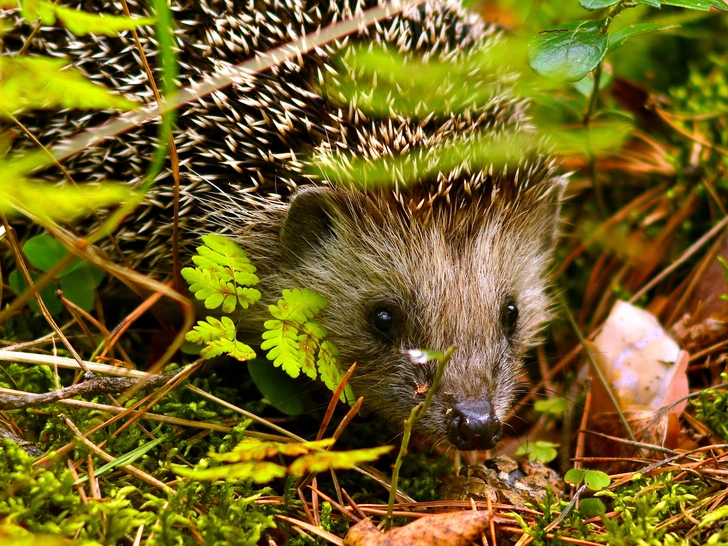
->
[630,214,728,304]
[39,0,423,168]
[0,368,184,410]
[295,397,364,491]
[275,514,345,546]
[0,390,232,433]
[666,226,725,327]
[316,362,358,441]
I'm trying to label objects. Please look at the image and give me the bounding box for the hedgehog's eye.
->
[501,298,519,339]
[369,306,397,342]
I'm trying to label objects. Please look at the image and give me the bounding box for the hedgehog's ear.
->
[280,186,343,263]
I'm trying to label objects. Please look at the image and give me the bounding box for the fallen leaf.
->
[585,301,690,465]
[345,511,493,546]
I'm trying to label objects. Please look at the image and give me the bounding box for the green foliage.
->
[182,234,261,314]
[8,234,105,315]
[534,396,571,415]
[692,372,728,441]
[528,0,723,85]
[596,472,702,545]
[246,359,311,416]
[516,440,560,463]
[0,168,135,222]
[530,20,610,82]
[183,236,354,406]
[262,288,355,403]
[0,57,139,115]
[564,468,611,491]
[21,0,155,36]
[186,316,257,360]
[173,437,392,482]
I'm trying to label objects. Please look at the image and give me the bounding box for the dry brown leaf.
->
[344,511,493,546]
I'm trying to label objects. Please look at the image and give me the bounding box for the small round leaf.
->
[529,19,609,82]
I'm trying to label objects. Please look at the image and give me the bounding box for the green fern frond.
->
[186,316,235,345]
[194,234,257,279]
[318,340,355,403]
[269,289,327,322]
[261,320,302,377]
[182,235,261,313]
[186,316,256,361]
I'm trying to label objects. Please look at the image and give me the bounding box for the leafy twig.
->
[384,346,456,530]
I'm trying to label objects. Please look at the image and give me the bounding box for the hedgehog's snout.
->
[446,399,503,451]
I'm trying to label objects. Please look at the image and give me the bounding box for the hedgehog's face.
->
[278,183,564,450]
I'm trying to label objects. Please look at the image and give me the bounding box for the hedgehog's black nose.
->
[446,400,503,451]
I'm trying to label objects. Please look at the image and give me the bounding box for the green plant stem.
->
[583,0,632,217]
[384,346,455,530]
[583,61,606,216]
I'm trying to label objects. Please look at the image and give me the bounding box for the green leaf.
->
[288,446,393,476]
[22,1,155,36]
[247,359,313,416]
[574,69,613,96]
[21,235,68,273]
[60,265,98,313]
[660,0,727,10]
[261,320,301,377]
[201,339,256,361]
[269,289,327,323]
[608,23,676,52]
[634,0,662,7]
[584,470,611,491]
[8,269,61,315]
[579,498,607,517]
[565,468,611,490]
[182,267,259,313]
[515,440,559,463]
[529,19,609,82]
[76,436,167,483]
[0,176,135,221]
[173,461,286,483]
[193,234,258,281]
[186,316,236,345]
[534,397,571,415]
[0,57,139,115]
[551,122,632,156]
[317,340,354,404]
[580,0,620,10]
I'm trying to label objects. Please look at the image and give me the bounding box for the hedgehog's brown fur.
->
[7,0,565,449]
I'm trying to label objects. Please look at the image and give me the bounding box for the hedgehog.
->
[6,0,565,451]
